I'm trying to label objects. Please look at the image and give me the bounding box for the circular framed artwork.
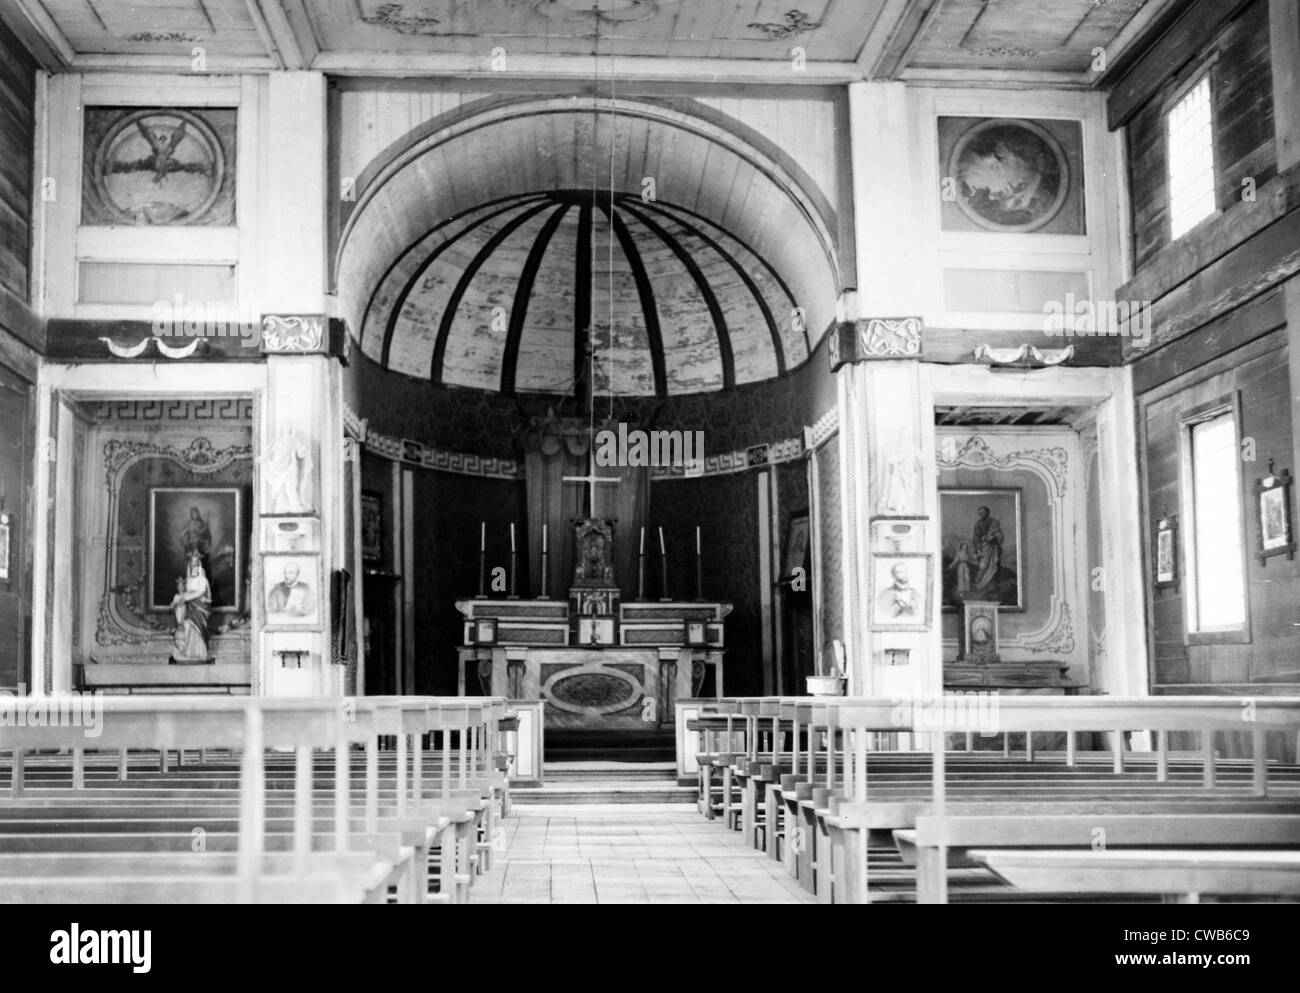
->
[948,118,1070,233]
[92,109,225,225]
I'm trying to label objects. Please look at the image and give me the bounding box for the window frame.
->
[1178,391,1251,646]
[1162,58,1221,242]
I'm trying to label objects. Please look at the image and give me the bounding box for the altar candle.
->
[510,523,516,553]
[639,526,645,554]
[696,526,701,554]
[480,522,485,551]
[542,524,548,553]
[658,527,666,555]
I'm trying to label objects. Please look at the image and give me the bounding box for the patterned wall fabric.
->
[347,331,837,461]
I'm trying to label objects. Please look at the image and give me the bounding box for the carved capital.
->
[829,317,923,370]
[260,314,326,355]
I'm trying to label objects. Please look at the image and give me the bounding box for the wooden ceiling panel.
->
[38,0,267,55]
[282,0,884,62]
[904,0,1149,73]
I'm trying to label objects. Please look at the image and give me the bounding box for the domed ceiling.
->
[363,189,807,396]
[340,99,843,397]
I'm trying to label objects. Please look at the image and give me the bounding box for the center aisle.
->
[474,805,816,905]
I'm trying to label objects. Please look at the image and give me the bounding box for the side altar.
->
[455,520,730,731]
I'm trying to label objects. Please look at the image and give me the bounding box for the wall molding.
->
[346,400,818,482]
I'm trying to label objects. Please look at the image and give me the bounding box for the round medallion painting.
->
[93,110,225,225]
[949,119,1069,233]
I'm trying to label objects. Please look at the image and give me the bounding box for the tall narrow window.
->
[1166,73,1216,240]
[1188,411,1245,631]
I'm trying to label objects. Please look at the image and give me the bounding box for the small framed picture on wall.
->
[871,553,933,631]
[361,491,383,563]
[1154,513,1178,590]
[262,553,322,629]
[1255,463,1295,564]
[0,511,10,582]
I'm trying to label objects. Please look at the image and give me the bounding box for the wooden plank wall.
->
[0,16,35,308]
[0,366,32,689]
[0,19,36,690]
[1126,0,1276,272]
[1140,330,1300,690]
[1121,0,1300,695]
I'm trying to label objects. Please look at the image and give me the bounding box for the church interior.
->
[0,0,1298,910]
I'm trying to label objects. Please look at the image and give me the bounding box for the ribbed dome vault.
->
[361,189,809,396]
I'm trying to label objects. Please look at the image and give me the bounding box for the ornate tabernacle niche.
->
[87,399,254,664]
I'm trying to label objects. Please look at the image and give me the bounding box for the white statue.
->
[262,422,313,514]
[881,426,922,515]
[169,552,211,661]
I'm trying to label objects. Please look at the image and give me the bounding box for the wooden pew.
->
[967,849,1300,901]
[0,695,509,904]
[702,695,1300,904]
[882,696,1300,904]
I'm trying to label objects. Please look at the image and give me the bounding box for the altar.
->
[455,598,729,730]
[453,410,733,732]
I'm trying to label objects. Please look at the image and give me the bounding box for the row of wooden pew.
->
[0,695,514,903]
[690,695,1300,903]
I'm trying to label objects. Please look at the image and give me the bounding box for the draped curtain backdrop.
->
[522,417,585,599]
[592,460,650,599]
[521,414,649,600]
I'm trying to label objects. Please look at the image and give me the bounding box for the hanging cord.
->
[587,8,600,445]
[607,25,618,423]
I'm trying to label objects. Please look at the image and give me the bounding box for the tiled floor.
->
[474,804,816,904]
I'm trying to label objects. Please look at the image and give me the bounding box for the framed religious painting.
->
[939,488,1024,612]
[871,553,933,632]
[361,491,383,563]
[82,107,237,226]
[784,511,810,579]
[149,487,243,613]
[1154,513,1179,590]
[938,117,1085,235]
[262,553,322,629]
[1255,464,1296,564]
[0,510,9,582]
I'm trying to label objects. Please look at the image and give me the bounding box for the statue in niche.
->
[262,422,313,513]
[881,426,922,515]
[169,551,212,662]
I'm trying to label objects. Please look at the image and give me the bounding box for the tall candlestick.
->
[542,523,548,554]
[510,523,516,553]
[658,526,666,555]
[477,525,486,598]
[695,526,703,600]
[637,527,646,601]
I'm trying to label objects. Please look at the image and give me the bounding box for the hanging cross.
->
[563,448,620,516]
